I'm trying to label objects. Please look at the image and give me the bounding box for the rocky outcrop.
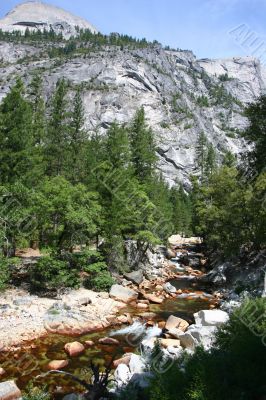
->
[0,1,98,38]
[0,4,265,186]
[109,285,138,303]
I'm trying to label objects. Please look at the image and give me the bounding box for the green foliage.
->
[22,384,51,400]
[196,95,209,107]
[83,261,114,291]
[0,256,11,291]
[243,95,266,174]
[193,166,249,255]
[129,108,157,182]
[218,73,232,82]
[30,256,79,291]
[143,299,266,400]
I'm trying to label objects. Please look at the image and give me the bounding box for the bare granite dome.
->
[0,1,98,38]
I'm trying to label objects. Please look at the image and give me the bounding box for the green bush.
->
[83,261,114,292]
[30,256,80,291]
[0,257,11,291]
[132,298,266,400]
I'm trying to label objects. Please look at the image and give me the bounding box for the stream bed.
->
[0,282,214,396]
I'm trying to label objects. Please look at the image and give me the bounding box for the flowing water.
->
[0,281,214,396]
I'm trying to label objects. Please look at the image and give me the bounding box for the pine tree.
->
[195,132,208,181]
[0,77,33,184]
[68,86,88,182]
[204,143,217,179]
[129,107,157,182]
[29,73,46,146]
[45,78,69,177]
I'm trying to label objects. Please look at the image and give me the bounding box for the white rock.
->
[194,310,229,327]
[188,325,217,349]
[179,332,198,350]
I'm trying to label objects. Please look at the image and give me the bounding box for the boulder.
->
[0,381,21,400]
[166,248,176,259]
[188,325,217,349]
[158,320,166,329]
[124,270,144,285]
[194,310,229,327]
[109,285,138,303]
[62,394,80,400]
[165,315,189,332]
[141,337,157,352]
[114,364,130,386]
[129,354,145,374]
[160,339,181,348]
[167,346,183,358]
[64,342,85,357]
[113,354,132,368]
[84,340,94,348]
[179,332,198,349]
[142,293,163,304]
[168,327,185,339]
[98,337,120,345]
[48,360,69,370]
[0,368,5,376]
[163,282,177,294]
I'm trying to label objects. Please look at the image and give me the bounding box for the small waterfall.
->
[110,321,146,337]
[110,321,162,341]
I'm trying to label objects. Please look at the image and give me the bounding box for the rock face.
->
[109,284,138,303]
[0,381,21,400]
[0,1,98,38]
[0,5,266,186]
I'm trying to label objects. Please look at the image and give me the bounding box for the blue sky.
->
[1,0,266,59]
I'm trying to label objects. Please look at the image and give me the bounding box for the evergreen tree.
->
[68,86,88,182]
[204,143,217,179]
[0,78,33,184]
[243,95,266,174]
[129,107,157,182]
[45,78,69,177]
[195,131,208,181]
[29,73,46,145]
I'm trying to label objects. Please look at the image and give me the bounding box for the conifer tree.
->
[129,107,157,182]
[45,78,69,177]
[0,77,33,184]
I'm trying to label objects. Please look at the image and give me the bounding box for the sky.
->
[1,0,266,59]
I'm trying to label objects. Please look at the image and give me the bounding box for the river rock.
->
[168,327,185,339]
[98,337,120,345]
[194,310,229,327]
[0,381,21,400]
[0,368,5,376]
[84,340,94,347]
[48,360,69,370]
[179,332,198,349]
[64,341,85,357]
[165,315,189,332]
[113,354,132,368]
[166,248,176,259]
[141,337,157,352]
[109,285,138,303]
[124,270,144,285]
[187,325,217,349]
[163,282,177,294]
[142,293,163,304]
[160,338,181,348]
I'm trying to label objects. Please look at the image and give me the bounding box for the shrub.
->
[142,298,266,400]
[30,256,80,291]
[83,261,114,292]
[0,257,11,291]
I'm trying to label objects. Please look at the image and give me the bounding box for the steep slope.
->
[0,5,265,186]
[0,1,98,38]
